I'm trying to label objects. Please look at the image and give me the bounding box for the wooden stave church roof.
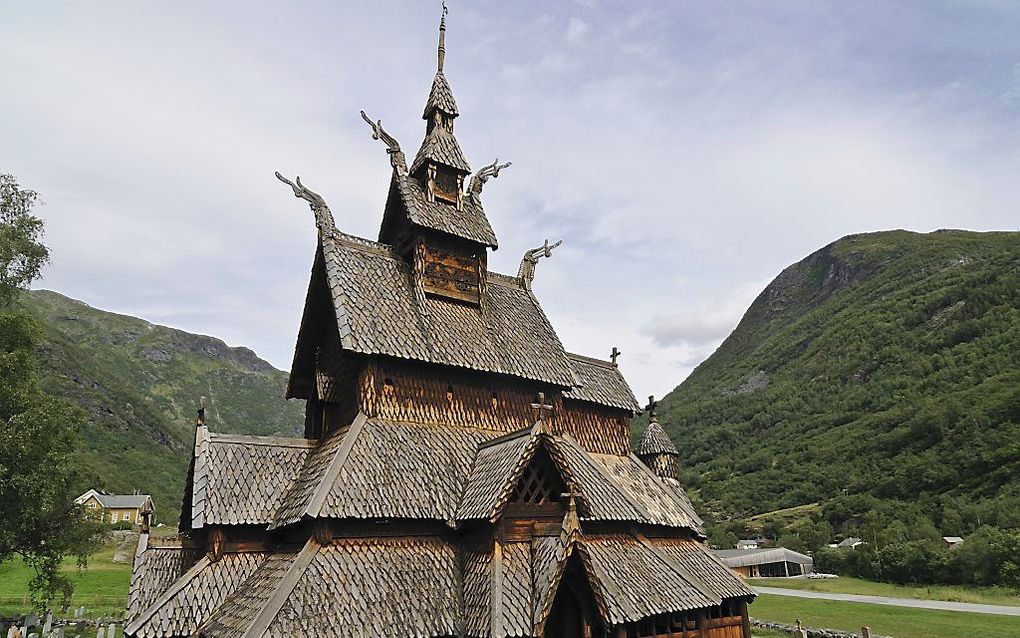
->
[126,11,753,638]
[128,533,754,638]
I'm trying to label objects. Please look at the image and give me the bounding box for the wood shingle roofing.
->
[409,122,472,174]
[563,353,640,412]
[635,420,679,456]
[318,230,577,387]
[423,70,459,118]
[182,416,703,535]
[390,172,498,247]
[124,552,268,638]
[186,429,316,529]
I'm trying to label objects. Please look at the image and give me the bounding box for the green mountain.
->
[18,290,304,523]
[659,229,1020,520]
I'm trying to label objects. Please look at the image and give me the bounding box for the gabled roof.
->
[197,538,461,638]
[128,532,746,638]
[77,490,152,510]
[124,551,268,638]
[410,122,471,174]
[185,428,316,529]
[563,354,640,412]
[126,539,201,628]
[635,420,679,456]
[715,547,813,567]
[185,414,702,534]
[388,171,498,247]
[297,230,576,387]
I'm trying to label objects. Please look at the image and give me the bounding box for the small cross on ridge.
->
[531,392,555,421]
[644,395,658,421]
[610,347,621,367]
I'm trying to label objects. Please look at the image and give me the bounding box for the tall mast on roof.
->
[438,1,447,72]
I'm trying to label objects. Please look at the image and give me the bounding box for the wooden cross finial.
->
[644,395,657,421]
[197,396,206,427]
[530,392,554,421]
[610,347,621,367]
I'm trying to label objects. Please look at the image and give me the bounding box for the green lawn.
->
[750,593,1020,638]
[0,534,133,618]
[748,576,1020,607]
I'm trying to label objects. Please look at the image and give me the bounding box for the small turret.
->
[635,396,681,480]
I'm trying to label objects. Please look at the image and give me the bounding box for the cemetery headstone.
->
[41,615,52,636]
[24,616,37,630]
[106,624,115,638]
[96,627,105,638]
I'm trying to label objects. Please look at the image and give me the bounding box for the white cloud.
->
[566,17,590,45]
[3,1,1020,402]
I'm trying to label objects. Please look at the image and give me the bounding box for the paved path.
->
[754,586,1020,616]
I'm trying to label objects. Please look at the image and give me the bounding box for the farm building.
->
[124,9,755,638]
[75,489,153,526]
[715,548,814,578]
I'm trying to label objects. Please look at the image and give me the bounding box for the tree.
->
[0,174,49,305]
[0,173,102,611]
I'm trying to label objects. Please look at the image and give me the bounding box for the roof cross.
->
[644,395,658,421]
[530,392,554,422]
[610,347,621,367]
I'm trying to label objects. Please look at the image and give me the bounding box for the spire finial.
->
[645,395,658,421]
[610,347,621,367]
[438,1,448,72]
[197,396,206,427]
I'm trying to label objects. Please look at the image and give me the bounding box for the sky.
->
[2,1,1019,399]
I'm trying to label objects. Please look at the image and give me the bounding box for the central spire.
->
[438,1,447,72]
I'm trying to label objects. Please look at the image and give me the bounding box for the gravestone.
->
[24,616,37,630]
[51,629,64,638]
[27,633,38,638]
[107,624,116,638]
[41,615,51,637]
[96,627,105,638]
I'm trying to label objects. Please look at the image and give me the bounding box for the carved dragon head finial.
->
[275,171,336,233]
[360,110,407,173]
[469,158,512,198]
[518,238,563,289]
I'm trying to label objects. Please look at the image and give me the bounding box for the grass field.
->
[748,576,1020,607]
[750,593,1020,638]
[0,534,133,618]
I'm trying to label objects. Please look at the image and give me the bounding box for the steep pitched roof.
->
[410,123,471,174]
[185,428,316,529]
[304,231,576,387]
[635,420,679,456]
[178,414,702,534]
[388,172,498,247]
[423,70,459,118]
[198,538,461,638]
[126,540,201,628]
[124,552,268,638]
[563,354,640,412]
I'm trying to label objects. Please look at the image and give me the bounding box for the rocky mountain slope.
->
[657,230,1020,519]
[19,290,304,523]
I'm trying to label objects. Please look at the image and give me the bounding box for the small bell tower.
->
[636,396,682,480]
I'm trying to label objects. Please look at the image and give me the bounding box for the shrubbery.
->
[815,526,1020,587]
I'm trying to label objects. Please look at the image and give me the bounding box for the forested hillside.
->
[19,290,304,523]
[659,230,1020,527]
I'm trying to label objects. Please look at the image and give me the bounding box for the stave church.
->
[125,9,755,638]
